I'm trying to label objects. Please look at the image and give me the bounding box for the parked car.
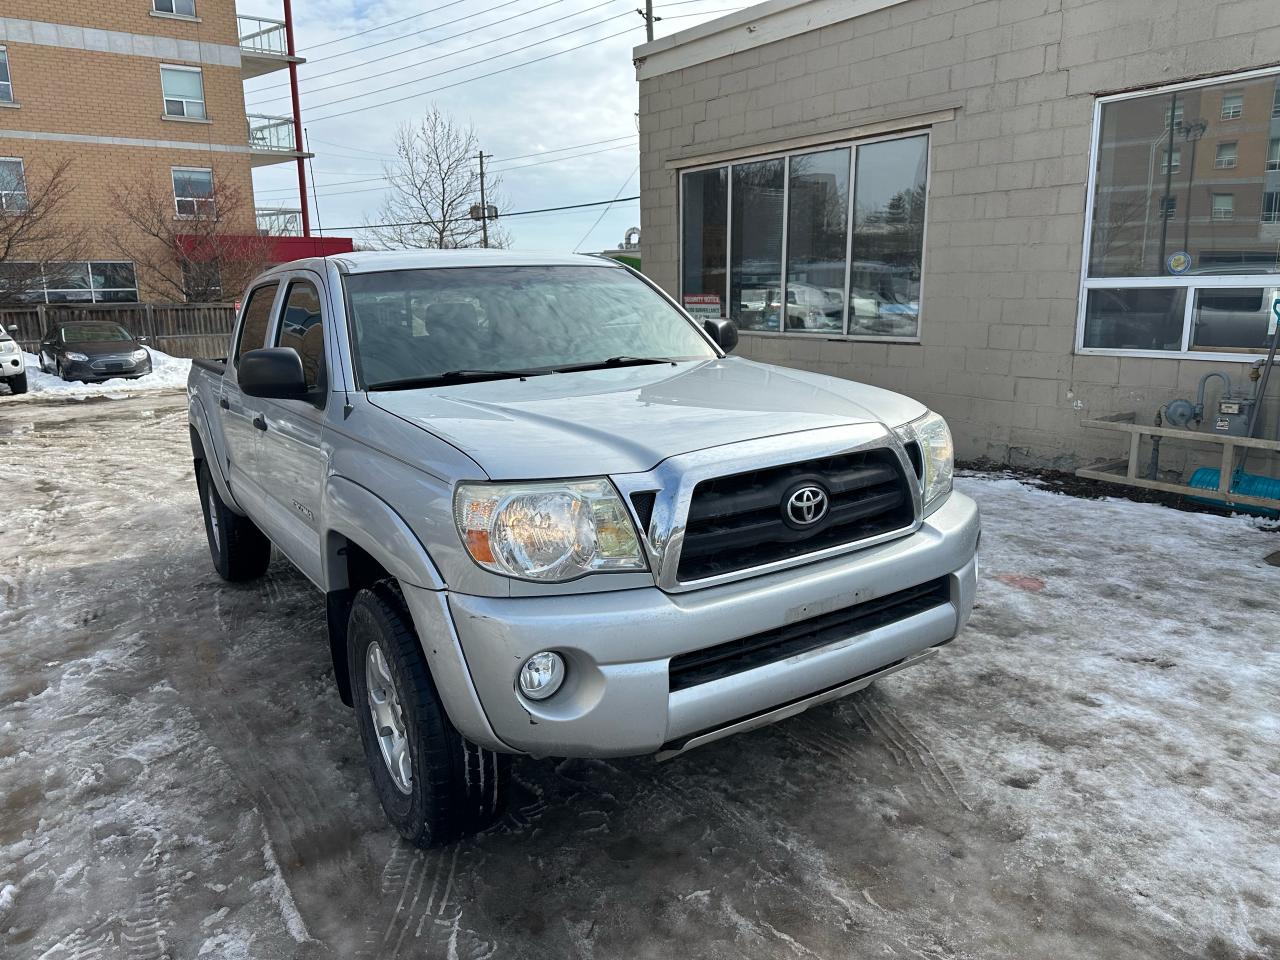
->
[38,320,153,382]
[0,324,26,394]
[187,251,979,847]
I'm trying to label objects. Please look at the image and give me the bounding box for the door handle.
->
[218,397,229,410]
[252,414,267,432]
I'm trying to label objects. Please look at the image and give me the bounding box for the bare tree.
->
[105,170,273,302]
[365,106,510,250]
[0,158,90,302]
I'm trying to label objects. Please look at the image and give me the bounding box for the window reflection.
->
[785,148,849,334]
[1082,288,1186,351]
[1191,287,1280,352]
[729,159,785,332]
[681,168,727,318]
[849,136,927,338]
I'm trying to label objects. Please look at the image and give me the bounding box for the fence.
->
[1,302,236,359]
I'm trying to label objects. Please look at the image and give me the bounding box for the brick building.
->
[634,0,1280,472]
[0,0,349,304]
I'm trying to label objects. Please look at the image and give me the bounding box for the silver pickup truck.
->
[187,251,979,847]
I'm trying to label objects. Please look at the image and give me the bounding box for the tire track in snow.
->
[851,700,974,812]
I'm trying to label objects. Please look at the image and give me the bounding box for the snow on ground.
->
[1,395,1278,960]
[3,349,190,400]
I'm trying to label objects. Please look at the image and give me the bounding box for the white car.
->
[0,324,26,394]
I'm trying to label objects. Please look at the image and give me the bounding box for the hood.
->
[367,357,926,479]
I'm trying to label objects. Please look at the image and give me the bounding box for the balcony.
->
[246,114,312,166]
[238,15,303,79]
[257,207,303,236]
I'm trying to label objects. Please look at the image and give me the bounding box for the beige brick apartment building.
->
[635,0,1280,472]
[0,0,335,303]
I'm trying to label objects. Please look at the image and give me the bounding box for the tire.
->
[348,581,509,847]
[196,460,271,581]
[5,373,25,394]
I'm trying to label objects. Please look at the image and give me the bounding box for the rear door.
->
[253,271,331,585]
[221,280,281,518]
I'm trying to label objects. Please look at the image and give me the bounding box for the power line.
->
[309,23,639,123]
[308,0,524,63]
[329,195,640,232]
[490,133,635,163]
[301,0,475,52]
[256,139,638,199]
[574,165,638,251]
[248,0,614,107]
[296,10,636,115]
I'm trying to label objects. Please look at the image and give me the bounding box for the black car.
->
[38,320,153,382]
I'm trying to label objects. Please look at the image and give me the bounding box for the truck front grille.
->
[667,577,949,691]
[674,449,914,582]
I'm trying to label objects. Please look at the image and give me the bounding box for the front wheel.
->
[196,460,271,581]
[349,582,509,847]
[5,373,26,394]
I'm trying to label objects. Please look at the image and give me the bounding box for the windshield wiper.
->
[550,356,679,374]
[366,368,552,391]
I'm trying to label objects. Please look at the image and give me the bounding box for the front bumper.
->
[60,358,151,382]
[405,490,979,758]
[1,354,23,378]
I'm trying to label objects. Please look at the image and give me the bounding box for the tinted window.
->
[234,282,278,365]
[60,323,133,343]
[275,280,326,393]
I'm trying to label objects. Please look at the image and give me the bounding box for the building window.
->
[1262,192,1280,225]
[160,65,205,119]
[172,167,215,218]
[1160,147,1180,174]
[154,0,197,16]
[1273,87,1280,119]
[0,261,138,303]
[0,47,13,103]
[679,132,928,340]
[1082,68,1280,358]
[0,157,27,212]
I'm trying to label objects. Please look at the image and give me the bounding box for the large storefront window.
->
[1082,68,1280,356]
[0,261,139,304]
[680,132,929,339]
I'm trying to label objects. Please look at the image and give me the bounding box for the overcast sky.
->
[242,0,739,252]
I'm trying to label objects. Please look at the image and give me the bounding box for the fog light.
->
[518,651,565,701]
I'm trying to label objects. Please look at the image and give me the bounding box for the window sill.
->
[162,114,212,124]
[1076,347,1272,363]
[738,329,922,345]
[0,101,19,109]
[149,10,202,22]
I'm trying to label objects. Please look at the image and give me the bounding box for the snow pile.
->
[10,349,190,400]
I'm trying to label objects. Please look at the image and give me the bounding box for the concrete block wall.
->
[639,0,1280,476]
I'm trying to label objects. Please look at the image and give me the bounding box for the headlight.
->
[0,340,14,354]
[132,348,149,362]
[65,351,88,361]
[897,410,953,512]
[454,479,646,582]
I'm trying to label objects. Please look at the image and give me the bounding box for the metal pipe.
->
[282,0,310,238]
[1195,371,1231,420]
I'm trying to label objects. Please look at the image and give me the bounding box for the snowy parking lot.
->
[2,392,1278,960]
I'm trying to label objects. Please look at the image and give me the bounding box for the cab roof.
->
[328,249,624,275]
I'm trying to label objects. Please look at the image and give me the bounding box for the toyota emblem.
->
[785,485,829,526]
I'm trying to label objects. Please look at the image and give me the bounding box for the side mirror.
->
[137,335,149,344]
[5,324,16,332]
[703,318,739,354]
[239,347,310,400]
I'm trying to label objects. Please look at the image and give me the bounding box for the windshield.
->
[60,323,133,343]
[343,265,717,388]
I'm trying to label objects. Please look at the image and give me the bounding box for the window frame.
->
[677,128,931,343]
[0,46,14,105]
[171,165,216,219]
[1076,66,1280,362]
[153,0,197,18]
[1213,141,1238,169]
[0,156,27,213]
[159,63,206,120]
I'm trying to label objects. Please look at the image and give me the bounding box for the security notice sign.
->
[683,294,722,320]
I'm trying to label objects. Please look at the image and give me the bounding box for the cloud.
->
[247,0,736,252]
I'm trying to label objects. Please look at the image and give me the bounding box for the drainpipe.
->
[282,0,310,238]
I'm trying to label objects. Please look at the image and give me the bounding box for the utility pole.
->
[636,1,659,41]
[1157,92,1177,271]
[282,0,310,237]
[478,151,489,249]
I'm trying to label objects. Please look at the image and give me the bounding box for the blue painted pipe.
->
[1187,467,1280,518]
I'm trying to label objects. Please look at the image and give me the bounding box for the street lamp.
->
[1178,118,1207,256]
